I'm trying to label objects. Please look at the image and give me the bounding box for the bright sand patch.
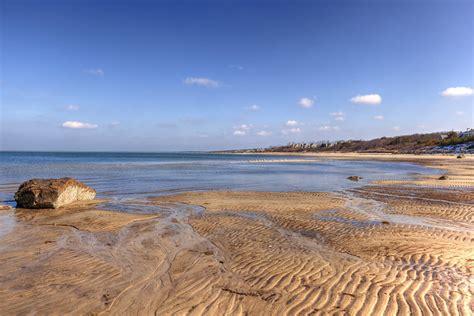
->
[0,154,472,315]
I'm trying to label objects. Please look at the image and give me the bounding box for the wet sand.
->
[0,154,472,315]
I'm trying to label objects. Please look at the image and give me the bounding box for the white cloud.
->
[236,124,252,131]
[233,124,252,136]
[455,111,465,116]
[350,94,382,105]
[299,97,314,108]
[257,131,272,136]
[392,126,400,131]
[373,115,384,120]
[282,127,301,135]
[319,125,339,131]
[246,104,260,111]
[184,77,219,88]
[441,87,473,97]
[84,69,104,76]
[286,120,299,127]
[65,104,80,111]
[62,121,98,129]
[330,111,345,121]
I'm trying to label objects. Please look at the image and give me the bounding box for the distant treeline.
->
[438,133,474,146]
[234,130,474,154]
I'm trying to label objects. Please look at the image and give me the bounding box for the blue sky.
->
[1,0,472,151]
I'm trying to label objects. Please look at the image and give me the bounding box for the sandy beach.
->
[0,153,472,315]
[3,0,472,313]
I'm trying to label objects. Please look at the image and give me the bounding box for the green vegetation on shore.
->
[227,130,474,154]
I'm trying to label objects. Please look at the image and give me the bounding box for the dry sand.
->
[0,154,472,315]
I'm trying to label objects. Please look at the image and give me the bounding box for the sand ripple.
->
[0,156,473,315]
[150,190,473,315]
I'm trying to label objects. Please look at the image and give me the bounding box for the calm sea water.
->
[0,152,439,205]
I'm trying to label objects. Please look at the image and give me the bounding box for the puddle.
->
[313,212,385,228]
[339,191,473,233]
[96,199,205,219]
[0,213,16,238]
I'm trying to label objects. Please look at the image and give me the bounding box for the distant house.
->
[440,134,449,140]
[459,129,473,138]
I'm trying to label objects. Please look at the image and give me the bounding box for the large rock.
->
[347,175,362,181]
[14,177,96,209]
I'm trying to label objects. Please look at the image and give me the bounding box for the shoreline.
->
[225,151,474,188]
[220,150,474,161]
[219,150,474,171]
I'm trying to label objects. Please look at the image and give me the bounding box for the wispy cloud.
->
[455,111,465,116]
[281,120,302,134]
[256,131,272,136]
[392,126,400,131]
[299,97,314,109]
[65,104,80,111]
[441,87,473,97]
[286,120,299,127]
[236,124,252,131]
[373,115,384,120]
[282,127,301,135]
[84,69,104,76]
[233,123,252,136]
[350,94,382,105]
[330,111,345,121]
[319,125,340,131]
[245,104,260,111]
[62,121,98,129]
[184,77,220,88]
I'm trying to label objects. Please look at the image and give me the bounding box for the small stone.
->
[347,176,362,181]
[438,175,449,180]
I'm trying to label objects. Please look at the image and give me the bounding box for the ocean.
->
[0,151,439,206]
